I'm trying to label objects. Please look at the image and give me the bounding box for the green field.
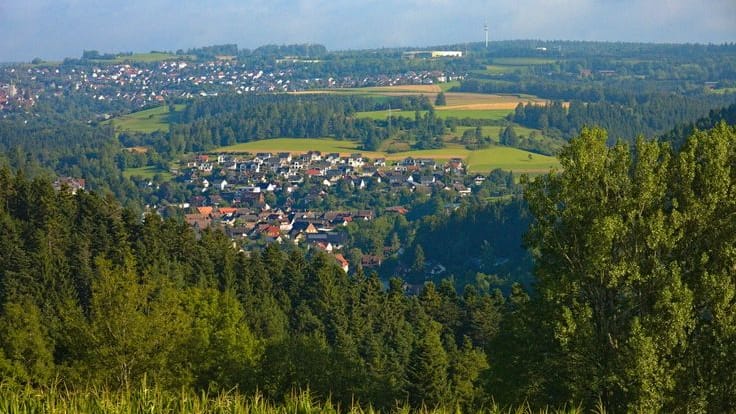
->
[435,108,513,120]
[492,57,556,65]
[105,104,184,134]
[216,138,370,155]
[123,166,172,180]
[483,65,518,74]
[466,147,558,173]
[438,80,461,91]
[355,108,512,121]
[214,138,559,173]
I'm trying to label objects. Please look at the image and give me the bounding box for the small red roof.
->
[265,225,281,238]
[197,206,213,216]
[334,253,349,268]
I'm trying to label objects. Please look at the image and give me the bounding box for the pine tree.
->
[435,92,447,106]
[407,320,450,407]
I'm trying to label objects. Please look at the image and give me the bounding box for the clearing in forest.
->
[104,104,185,134]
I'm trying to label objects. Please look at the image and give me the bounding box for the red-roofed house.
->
[197,206,214,216]
[218,207,238,215]
[334,254,349,273]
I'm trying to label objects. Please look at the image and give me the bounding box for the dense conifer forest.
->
[2,120,735,411]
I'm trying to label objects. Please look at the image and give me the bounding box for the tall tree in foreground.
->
[670,123,736,412]
[522,124,736,412]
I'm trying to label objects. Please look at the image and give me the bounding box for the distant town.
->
[0,54,463,115]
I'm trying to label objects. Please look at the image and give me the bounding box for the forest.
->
[2,120,736,412]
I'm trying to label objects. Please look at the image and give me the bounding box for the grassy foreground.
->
[0,384,595,414]
[123,165,173,180]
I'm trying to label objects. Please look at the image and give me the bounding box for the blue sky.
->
[2,0,735,62]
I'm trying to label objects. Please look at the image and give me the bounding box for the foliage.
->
[0,170,493,409]
[521,124,736,411]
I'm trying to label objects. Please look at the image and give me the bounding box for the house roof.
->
[334,253,349,268]
[197,206,214,216]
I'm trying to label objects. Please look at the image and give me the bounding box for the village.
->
[137,149,481,274]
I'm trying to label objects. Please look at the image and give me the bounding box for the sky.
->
[2,0,735,62]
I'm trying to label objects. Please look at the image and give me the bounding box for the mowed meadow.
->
[103,104,185,134]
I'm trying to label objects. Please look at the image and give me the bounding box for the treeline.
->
[458,77,736,105]
[0,119,142,207]
[509,94,736,142]
[662,101,736,147]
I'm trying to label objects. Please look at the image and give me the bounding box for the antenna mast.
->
[484,22,489,48]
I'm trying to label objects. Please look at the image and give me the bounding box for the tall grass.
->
[0,382,592,414]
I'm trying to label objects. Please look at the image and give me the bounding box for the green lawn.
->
[215,138,371,155]
[483,65,517,74]
[105,104,185,134]
[435,109,512,120]
[123,166,172,180]
[466,147,559,173]
[492,57,556,65]
[438,80,461,91]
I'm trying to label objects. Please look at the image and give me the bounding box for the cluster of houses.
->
[1,57,463,114]
[52,176,86,194]
[164,150,475,272]
[176,151,471,203]
[0,82,35,111]
[183,205,387,273]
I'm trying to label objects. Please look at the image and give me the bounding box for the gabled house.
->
[277,152,292,163]
[53,177,86,194]
[334,253,349,273]
[326,153,341,164]
[361,255,383,268]
[453,182,472,196]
